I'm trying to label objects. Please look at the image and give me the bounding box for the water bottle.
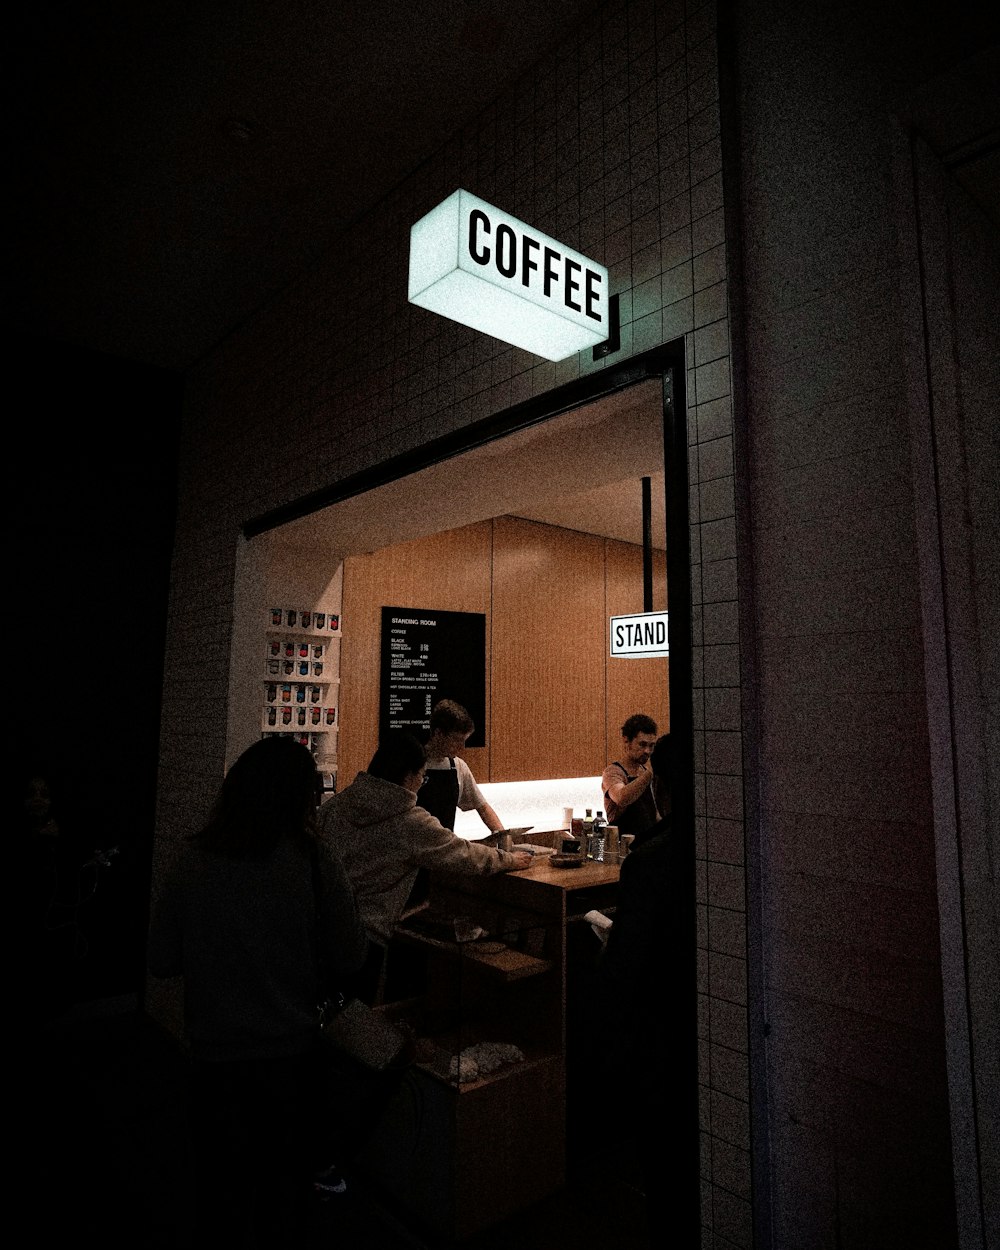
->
[590,810,607,862]
[590,810,605,860]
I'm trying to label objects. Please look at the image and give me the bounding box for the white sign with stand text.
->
[610,611,670,659]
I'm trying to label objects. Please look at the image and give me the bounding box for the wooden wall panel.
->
[339,521,493,787]
[604,538,669,767]
[490,516,606,781]
[341,517,670,787]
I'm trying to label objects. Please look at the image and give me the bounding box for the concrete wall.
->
[732,2,996,1247]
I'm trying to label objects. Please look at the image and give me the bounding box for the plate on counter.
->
[550,854,585,869]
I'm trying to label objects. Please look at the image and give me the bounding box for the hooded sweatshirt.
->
[147,835,366,1061]
[318,770,517,944]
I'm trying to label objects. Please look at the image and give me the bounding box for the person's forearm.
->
[478,802,505,833]
[618,771,650,808]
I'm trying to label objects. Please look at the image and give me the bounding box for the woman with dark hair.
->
[148,736,367,1248]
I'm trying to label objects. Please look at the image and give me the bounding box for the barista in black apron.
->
[602,714,660,847]
[417,699,505,838]
[604,761,658,843]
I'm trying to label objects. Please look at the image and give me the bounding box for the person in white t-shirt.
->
[418,699,504,835]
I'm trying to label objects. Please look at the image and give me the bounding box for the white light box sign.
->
[408,189,609,362]
[610,611,670,659]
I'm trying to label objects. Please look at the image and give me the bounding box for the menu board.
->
[379,607,487,746]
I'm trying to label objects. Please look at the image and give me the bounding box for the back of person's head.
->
[429,699,475,736]
[368,730,426,785]
[650,733,671,784]
[199,737,319,857]
[621,712,657,741]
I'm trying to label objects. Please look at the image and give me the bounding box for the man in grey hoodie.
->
[319,730,531,998]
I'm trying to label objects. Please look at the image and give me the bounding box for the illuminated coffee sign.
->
[408,189,609,361]
[610,611,670,659]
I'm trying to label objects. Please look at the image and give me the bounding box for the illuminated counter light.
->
[408,189,609,362]
[452,776,604,840]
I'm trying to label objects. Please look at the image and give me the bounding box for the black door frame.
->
[244,341,700,1240]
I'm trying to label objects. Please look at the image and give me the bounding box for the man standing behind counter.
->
[419,699,504,835]
[602,713,659,845]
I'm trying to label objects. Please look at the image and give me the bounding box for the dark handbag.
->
[308,842,412,1073]
[318,992,412,1073]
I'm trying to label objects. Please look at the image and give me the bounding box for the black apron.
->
[416,758,460,831]
[605,762,658,839]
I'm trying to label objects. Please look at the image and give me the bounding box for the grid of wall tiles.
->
[151,2,750,1245]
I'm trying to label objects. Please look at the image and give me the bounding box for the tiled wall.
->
[149,1,746,1245]
[690,331,748,1245]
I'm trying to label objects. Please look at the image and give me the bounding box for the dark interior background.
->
[12,332,183,1003]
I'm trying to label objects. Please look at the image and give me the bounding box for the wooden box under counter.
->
[355,857,619,1241]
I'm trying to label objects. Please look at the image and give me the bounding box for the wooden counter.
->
[463,852,620,924]
[358,855,620,1241]
[513,854,620,889]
